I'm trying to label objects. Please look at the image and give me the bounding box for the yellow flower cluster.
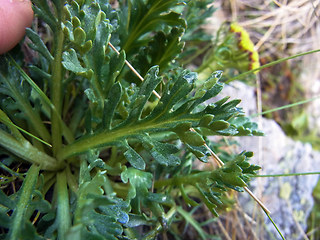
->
[230,23,260,72]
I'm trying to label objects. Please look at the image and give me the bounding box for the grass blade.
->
[251,96,320,118]
[264,210,286,240]
[0,109,52,147]
[8,54,55,109]
[176,206,208,240]
[255,172,320,177]
[226,49,320,83]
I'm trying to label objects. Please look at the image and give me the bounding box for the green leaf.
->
[32,0,58,31]
[121,168,152,206]
[140,134,180,166]
[73,171,129,239]
[174,126,205,146]
[133,27,185,76]
[123,143,146,170]
[212,151,260,187]
[125,66,162,121]
[62,48,88,74]
[121,169,170,226]
[63,1,115,107]
[57,68,256,165]
[103,82,122,129]
[0,189,15,210]
[1,57,51,143]
[182,0,216,42]
[199,115,230,132]
[119,0,186,55]
[230,116,264,136]
[73,27,87,46]
[154,151,260,217]
[180,185,198,207]
[26,29,54,62]
[185,144,210,163]
[104,50,126,92]
[0,0,266,239]
[159,70,196,111]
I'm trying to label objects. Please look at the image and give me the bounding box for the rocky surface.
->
[216,81,320,239]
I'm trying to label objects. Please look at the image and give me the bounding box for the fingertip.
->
[0,0,34,54]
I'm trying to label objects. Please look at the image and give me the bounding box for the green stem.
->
[142,206,177,240]
[225,49,320,83]
[250,96,320,118]
[57,115,202,161]
[154,171,211,189]
[66,165,78,193]
[56,170,71,240]
[8,164,40,240]
[0,161,24,180]
[42,171,57,195]
[0,129,61,171]
[255,172,320,177]
[264,210,286,240]
[51,28,65,156]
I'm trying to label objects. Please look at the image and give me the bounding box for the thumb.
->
[0,0,34,54]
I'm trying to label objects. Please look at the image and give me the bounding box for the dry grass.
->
[223,0,320,132]
[223,0,320,54]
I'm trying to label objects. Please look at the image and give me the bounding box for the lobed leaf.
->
[62,48,88,74]
[58,68,262,171]
[119,0,186,55]
[72,171,129,239]
[26,28,54,62]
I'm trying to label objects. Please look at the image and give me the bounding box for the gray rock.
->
[215,81,320,239]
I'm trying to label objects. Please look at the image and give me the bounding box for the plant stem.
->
[142,206,177,240]
[265,210,286,240]
[57,115,199,161]
[0,129,61,170]
[255,172,320,177]
[66,165,78,192]
[8,164,40,240]
[250,96,320,118]
[0,161,24,180]
[225,48,320,83]
[51,28,65,156]
[154,172,211,189]
[56,169,71,240]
